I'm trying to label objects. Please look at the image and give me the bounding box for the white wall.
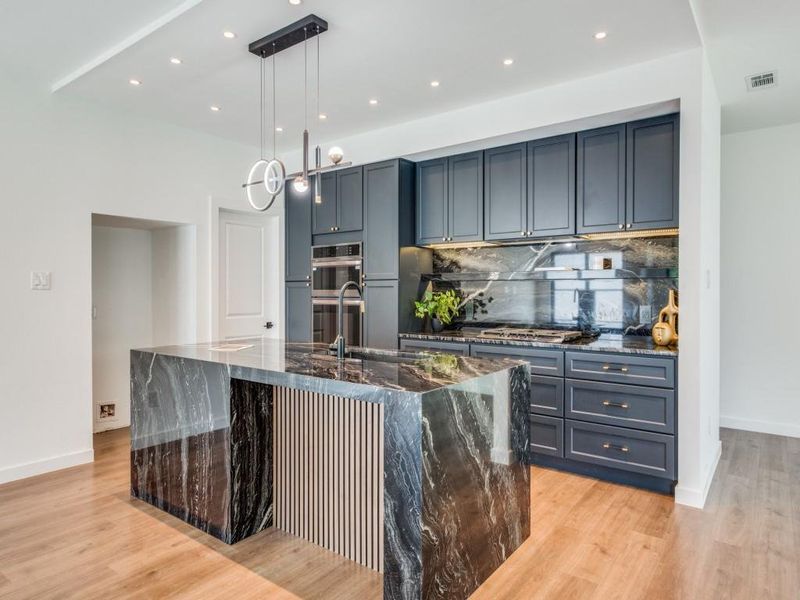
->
[91,226,153,432]
[0,80,269,484]
[720,122,800,438]
[300,48,722,507]
[152,225,197,347]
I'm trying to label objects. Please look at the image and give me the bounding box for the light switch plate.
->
[31,271,51,290]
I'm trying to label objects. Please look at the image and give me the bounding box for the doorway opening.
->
[91,214,197,433]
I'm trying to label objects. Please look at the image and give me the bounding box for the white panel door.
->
[219,210,280,339]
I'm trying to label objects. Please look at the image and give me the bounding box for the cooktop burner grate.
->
[477,327,585,343]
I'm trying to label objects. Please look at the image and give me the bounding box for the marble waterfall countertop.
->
[131,336,531,600]
[133,337,527,398]
[399,330,678,357]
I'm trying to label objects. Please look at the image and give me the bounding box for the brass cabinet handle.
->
[602,400,629,409]
[602,442,629,452]
[602,364,629,373]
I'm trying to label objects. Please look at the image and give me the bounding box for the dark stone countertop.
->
[132,337,525,397]
[398,330,678,357]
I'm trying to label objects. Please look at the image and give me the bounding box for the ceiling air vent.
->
[746,71,777,92]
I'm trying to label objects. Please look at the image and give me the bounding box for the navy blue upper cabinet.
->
[336,166,364,233]
[312,166,363,234]
[416,158,448,245]
[313,172,338,234]
[626,114,679,231]
[528,134,576,238]
[577,124,626,234]
[285,182,312,281]
[448,151,484,243]
[484,143,527,241]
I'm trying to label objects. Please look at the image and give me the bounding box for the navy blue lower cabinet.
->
[565,351,675,388]
[530,376,564,417]
[469,344,564,377]
[564,419,675,480]
[565,379,674,434]
[529,414,564,458]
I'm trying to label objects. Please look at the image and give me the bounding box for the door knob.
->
[263,322,274,329]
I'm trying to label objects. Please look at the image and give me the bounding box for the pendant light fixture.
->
[242,45,285,211]
[245,15,351,211]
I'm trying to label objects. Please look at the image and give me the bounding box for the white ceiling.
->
[3,0,796,142]
[0,0,702,151]
[693,0,800,133]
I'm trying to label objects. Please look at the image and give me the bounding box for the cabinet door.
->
[336,166,364,233]
[448,151,483,242]
[576,125,626,234]
[363,280,398,350]
[416,158,448,245]
[312,171,338,234]
[528,134,575,238]
[285,182,312,281]
[626,114,679,231]
[364,160,399,280]
[484,143,527,241]
[285,281,311,342]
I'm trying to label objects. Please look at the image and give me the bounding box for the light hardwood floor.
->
[0,428,797,599]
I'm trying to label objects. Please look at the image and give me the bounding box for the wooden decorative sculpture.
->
[652,289,679,347]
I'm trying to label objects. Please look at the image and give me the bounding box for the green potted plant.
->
[414,290,461,332]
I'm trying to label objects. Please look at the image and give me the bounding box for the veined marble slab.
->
[130,338,530,600]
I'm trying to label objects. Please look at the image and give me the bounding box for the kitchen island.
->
[130,338,529,600]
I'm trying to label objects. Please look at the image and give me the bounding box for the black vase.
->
[431,318,444,333]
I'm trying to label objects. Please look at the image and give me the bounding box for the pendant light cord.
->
[272,43,277,158]
[316,25,320,123]
[303,27,308,132]
[259,55,265,159]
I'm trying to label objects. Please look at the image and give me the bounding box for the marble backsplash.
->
[429,236,678,334]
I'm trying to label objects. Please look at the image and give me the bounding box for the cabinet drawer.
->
[530,415,563,458]
[565,379,674,434]
[531,376,564,417]
[564,352,674,388]
[470,344,564,376]
[565,420,675,479]
[399,338,470,356]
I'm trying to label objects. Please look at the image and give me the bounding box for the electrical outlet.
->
[639,305,652,325]
[99,403,117,420]
[30,271,51,290]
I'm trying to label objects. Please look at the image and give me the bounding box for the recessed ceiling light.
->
[430,80,440,87]
[223,31,236,39]
[275,127,283,132]
[170,57,182,65]
[319,113,327,120]
[128,79,141,86]
[210,105,221,112]
[369,98,378,105]
[289,0,302,4]
[594,31,607,40]
[503,58,514,66]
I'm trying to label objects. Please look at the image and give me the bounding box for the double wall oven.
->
[311,242,363,346]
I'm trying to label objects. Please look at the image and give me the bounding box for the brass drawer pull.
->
[602,364,629,373]
[602,442,629,452]
[602,400,629,409]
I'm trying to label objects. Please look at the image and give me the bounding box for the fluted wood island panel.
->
[130,339,529,600]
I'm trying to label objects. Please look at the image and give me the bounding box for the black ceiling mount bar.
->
[248,14,328,58]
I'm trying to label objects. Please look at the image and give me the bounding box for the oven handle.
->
[311,258,362,268]
[311,298,364,306]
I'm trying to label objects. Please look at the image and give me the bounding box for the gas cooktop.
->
[476,327,587,343]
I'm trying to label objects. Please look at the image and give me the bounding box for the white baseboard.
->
[720,415,800,439]
[0,449,95,485]
[674,440,722,509]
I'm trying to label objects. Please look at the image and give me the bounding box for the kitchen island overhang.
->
[130,339,530,600]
